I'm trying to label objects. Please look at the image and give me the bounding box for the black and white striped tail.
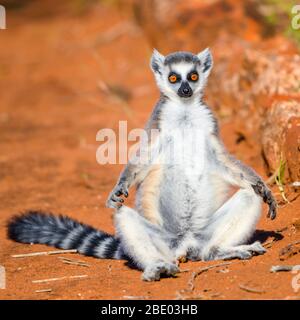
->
[7,211,124,260]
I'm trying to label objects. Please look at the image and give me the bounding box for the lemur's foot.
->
[204,243,266,261]
[106,182,129,209]
[227,243,266,260]
[248,241,267,255]
[142,262,179,281]
[223,243,266,260]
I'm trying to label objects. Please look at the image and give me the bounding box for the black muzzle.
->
[178,81,193,98]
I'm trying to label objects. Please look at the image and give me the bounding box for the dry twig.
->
[32,275,88,284]
[123,295,148,300]
[187,262,232,292]
[239,284,265,294]
[35,289,52,293]
[11,249,77,258]
[58,257,90,267]
[270,265,300,272]
[177,261,232,299]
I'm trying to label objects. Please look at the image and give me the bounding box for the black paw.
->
[106,182,129,209]
[267,197,277,220]
[252,181,277,220]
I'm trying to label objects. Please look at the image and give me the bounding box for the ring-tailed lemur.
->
[7,49,277,281]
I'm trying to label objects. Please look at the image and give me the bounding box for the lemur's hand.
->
[252,181,277,220]
[106,182,129,209]
[266,197,277,220]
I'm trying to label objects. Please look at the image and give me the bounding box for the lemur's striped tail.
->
[7,211,124,260]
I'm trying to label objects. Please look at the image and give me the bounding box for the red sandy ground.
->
[0,2,299,300]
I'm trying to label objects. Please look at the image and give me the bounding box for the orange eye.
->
[190,73,198,81]
[169,75,177,83]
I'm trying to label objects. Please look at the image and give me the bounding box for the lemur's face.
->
[165,62,200,98]
[150,49,213,101]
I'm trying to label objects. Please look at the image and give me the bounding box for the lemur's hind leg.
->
[114,206,178,281]
[201,189,265,261]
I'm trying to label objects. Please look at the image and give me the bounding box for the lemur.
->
[7,49,277,281]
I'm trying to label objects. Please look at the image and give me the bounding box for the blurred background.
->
[0,0,299,299]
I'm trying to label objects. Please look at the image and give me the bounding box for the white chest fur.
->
[160,99,213,132]
[158,100,214,173]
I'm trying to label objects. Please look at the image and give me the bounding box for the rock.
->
[200,37,300,181]
[284,117,300,182]
[261,101,300,176]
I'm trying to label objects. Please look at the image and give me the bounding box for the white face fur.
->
[150,49,213,102]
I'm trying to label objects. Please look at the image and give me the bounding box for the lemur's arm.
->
[106,102,162,209]
[209,133,277,219]
[106,162,148,208]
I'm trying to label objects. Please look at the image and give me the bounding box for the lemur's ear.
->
[197,48,213,76]
[150,49,165,75]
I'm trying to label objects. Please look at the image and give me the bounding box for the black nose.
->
[178,81,193,98]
